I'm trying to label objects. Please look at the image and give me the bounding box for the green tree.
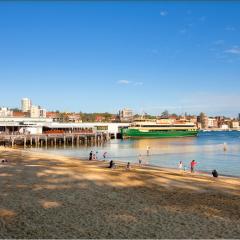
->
[161,110,169,118]
[199,112,207,129]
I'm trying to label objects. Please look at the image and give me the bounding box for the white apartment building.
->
[0,107,13,117]
[119,108,133,122]
[30,105,40,118]
[39,108,47,118]
[208,118,218,128]
[231,121,239,129]
[21,98,32,112]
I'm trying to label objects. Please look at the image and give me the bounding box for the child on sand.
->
[126,162,131,170]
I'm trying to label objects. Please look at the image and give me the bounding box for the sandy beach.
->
[0,146,240,239]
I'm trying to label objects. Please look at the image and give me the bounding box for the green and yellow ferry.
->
[121,118,199,138]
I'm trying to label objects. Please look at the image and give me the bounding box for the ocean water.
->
[34,131,240,177]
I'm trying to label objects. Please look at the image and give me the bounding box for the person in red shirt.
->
[190,160,197,173]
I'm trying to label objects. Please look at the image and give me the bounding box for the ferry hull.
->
[121,129,198,138]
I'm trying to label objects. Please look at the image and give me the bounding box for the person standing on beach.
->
[138,154,142,166]
[89,151,93,160]
[178,161,183,170]
[103,152,107,160]
[190,160,197,173]
[146,146,150,156]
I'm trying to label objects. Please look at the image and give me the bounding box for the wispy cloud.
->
[225,46,240,55]
[117,80,143,86]
[160,10,168,17]
[117,80,131,84]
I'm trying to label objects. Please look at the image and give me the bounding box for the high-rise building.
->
[238,113,240,121]
[21,98,31,112]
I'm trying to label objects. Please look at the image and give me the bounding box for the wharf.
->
[0,132,108,148]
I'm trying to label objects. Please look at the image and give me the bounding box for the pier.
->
[0,132,108,148]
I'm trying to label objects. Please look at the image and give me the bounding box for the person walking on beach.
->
[190,160,197,173]
[178,161,183,170]
[89,151,93,160]
[223,142,227,151]
[138,154,142,166]
[146,146,150,156]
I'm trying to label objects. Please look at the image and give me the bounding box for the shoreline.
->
[13,146,240,179]
[1,145,240,182]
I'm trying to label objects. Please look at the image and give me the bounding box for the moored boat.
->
[121,118,199,138]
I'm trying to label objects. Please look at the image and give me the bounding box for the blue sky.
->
[0,2,240,116]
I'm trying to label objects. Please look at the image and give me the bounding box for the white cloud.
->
[225,46,240,55]
[117,80,143,86]
[160,10,168,16]
[117,80,131,84]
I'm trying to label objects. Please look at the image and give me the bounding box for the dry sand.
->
[0,146,240,239]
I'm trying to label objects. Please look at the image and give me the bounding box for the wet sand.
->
[0,147,240,239]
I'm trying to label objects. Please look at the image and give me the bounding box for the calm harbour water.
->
[34,131,240,177]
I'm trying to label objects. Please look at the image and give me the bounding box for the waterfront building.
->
[0,117,129,137]
[0,107,13,117]
[21,98,32,112]
[220,124,229,130]
[231,121,239,129]
[39,108,47,118]
[119,108,133,122]
[208,118,218,129]
[30,105,40,118]
[0,117,53,134]
[95,115,105,122]
[67,113,82,123]
[13,111,29,118]
[46,112,62,122]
